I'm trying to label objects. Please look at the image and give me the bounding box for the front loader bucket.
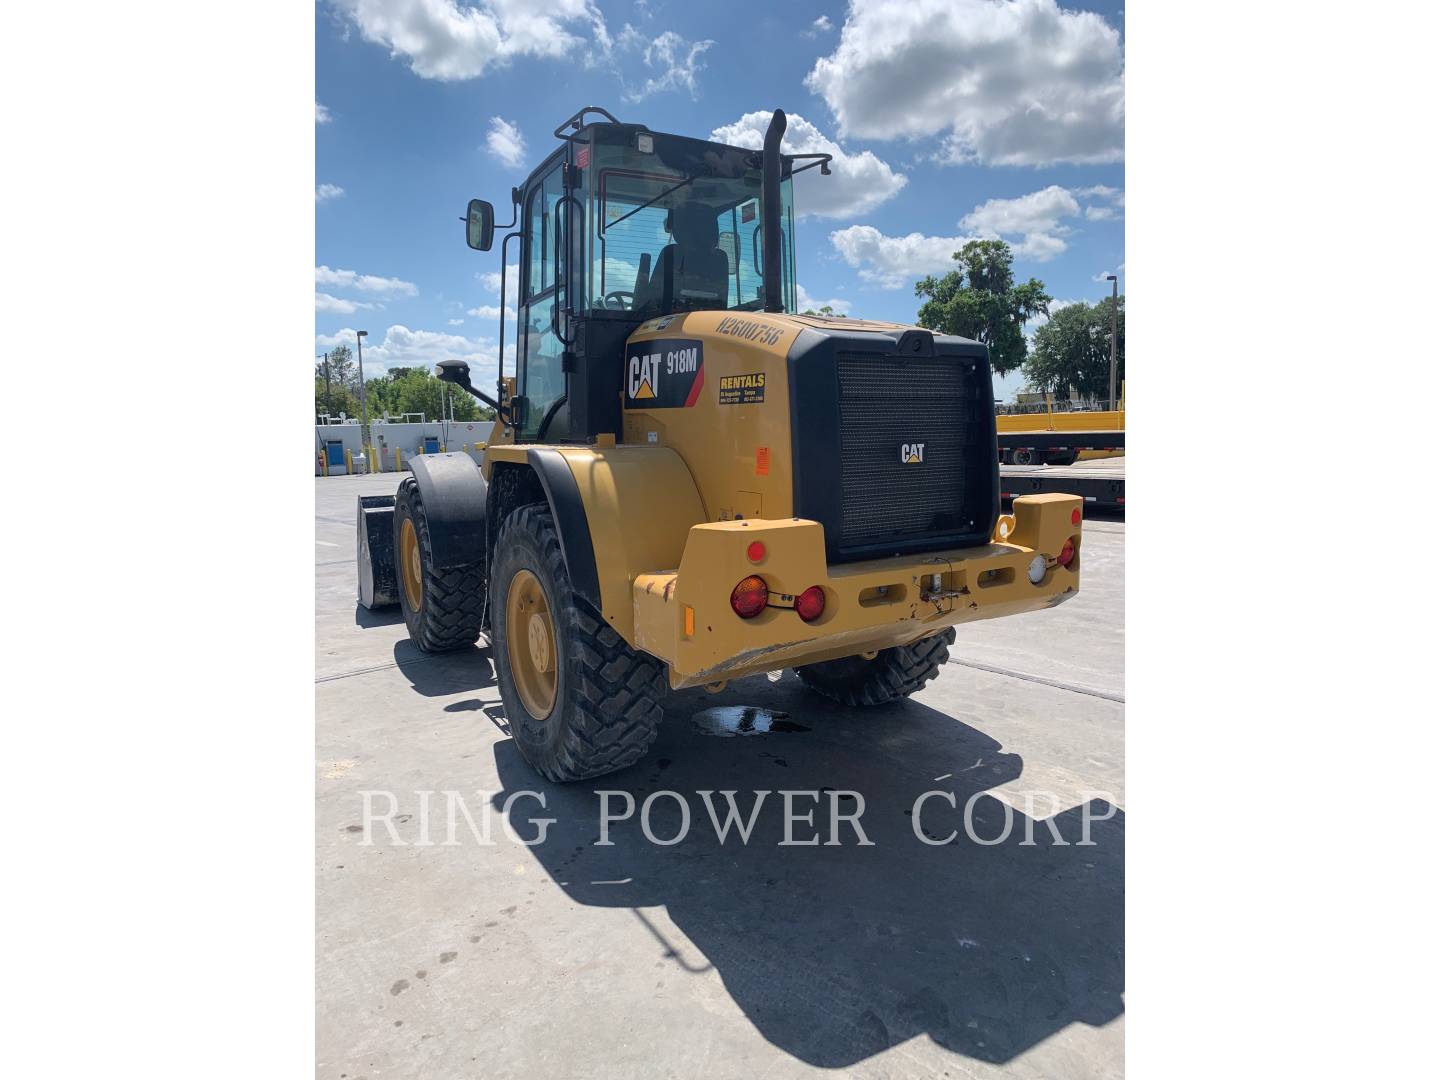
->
[356,494,398,609]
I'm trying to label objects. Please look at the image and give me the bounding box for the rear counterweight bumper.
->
[632,494,1083,689]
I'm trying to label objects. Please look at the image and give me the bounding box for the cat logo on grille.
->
[900,442,926,464]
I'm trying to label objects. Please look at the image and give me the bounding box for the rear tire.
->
[491,503,665,782]
[394,476,486,652]
[794,629,956,707]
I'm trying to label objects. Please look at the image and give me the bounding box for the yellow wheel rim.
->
[506,568,557,719]
[399,517,423,612]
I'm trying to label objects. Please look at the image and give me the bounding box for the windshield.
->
[584,134,796,317]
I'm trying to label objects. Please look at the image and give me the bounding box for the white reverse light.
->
[1027,555,1048,584]
[636,133,654,153]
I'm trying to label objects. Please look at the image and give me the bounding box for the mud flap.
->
[357,494,398,609]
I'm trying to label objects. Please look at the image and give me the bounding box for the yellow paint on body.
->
[477,311,1083,686]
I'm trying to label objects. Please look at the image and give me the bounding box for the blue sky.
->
[315,0,1125,402]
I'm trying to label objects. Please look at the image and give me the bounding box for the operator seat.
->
[639,202,730,312]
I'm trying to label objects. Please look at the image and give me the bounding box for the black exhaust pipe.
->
[761,108,786,314]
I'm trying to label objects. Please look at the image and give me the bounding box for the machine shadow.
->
[391,640,496,697]
[490,675,1124,1068]
[353,603,404,629]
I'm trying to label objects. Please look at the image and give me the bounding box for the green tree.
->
[801,304,849,318]
[314,377,361,420]
[315,344,359,393]
[363,366,487,422]
[1023,296,1125,401]
[913,240,1051,377]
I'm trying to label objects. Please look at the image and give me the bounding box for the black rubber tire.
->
[394,476,486,652]
[794,628,956,707]
[491,503,665,782]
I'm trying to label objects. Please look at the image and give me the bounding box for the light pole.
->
[356,330,370,446]
[1105,274,1119,411]
[318,352,331,417]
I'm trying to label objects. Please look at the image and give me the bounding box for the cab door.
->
[517,163,582,441]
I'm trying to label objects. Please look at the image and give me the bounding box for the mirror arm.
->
[451,376,505,416]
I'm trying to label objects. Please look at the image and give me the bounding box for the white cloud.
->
[1025,297,1083,334]
[709,111,906,220]
[805,0,1124,166]
[316,101,332,124]
[618,29,714,101]
[448,317,465,326]
[806,15,833,37]
[796,285,852,314]
[316,292,376,315]
[485,116,527,168]
[830,179,1113,286]
[962,185,1077,237]
[829,225,974,289]
[316,183,345,202]
[1075,184,1124,221]
[961,184,1080,262]
[315,265,419,297]
[316,324,508,395]
[478,264,520,309]
[331,0,609,81]
[466,304,516,321]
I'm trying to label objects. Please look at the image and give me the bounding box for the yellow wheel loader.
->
[357,107,1083,782]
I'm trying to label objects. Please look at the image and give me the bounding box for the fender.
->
[485,444,706,645]
[526,448,602,610]
[408,452,488,569]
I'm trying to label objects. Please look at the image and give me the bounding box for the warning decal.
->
[625,339,705,409]
[718,371,766,405]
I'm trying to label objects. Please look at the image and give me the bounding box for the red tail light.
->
[730,575,768,618]
[746,540,766,563]
[796,585,826,622]
[1058,538,1076,568]
[1071,507,1082,526]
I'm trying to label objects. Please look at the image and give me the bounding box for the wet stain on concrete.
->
[691,706,811,737]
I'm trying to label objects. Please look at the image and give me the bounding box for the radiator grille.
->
[835,352,988,550]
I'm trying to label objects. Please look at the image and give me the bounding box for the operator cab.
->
[463,107,827,445]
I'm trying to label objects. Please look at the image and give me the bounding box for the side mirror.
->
[435,359,472,386]
[464,199,494,251]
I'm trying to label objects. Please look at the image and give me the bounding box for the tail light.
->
[1058,538,1076,568]
[796,585,826,622]
[730,575,768,618]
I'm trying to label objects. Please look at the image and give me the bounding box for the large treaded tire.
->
[794,629,956,707]
[492,503,665,782]
[395,476,486,652]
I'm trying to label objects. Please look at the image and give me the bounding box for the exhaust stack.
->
[761,108,786,314]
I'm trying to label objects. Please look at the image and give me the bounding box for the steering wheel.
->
[604,290,635,311]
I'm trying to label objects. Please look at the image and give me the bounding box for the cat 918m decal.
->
[624,338,705,409]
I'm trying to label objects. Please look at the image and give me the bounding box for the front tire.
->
[491,503,665,782]
[394,476,486,652]
[794,629,956,707]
